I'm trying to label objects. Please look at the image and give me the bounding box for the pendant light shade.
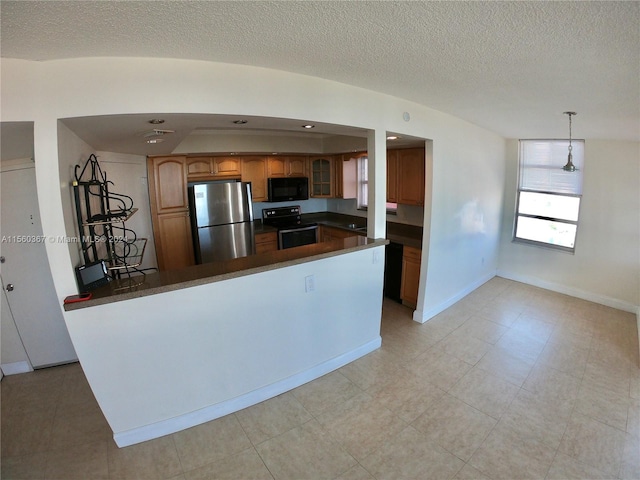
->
[562,111,577,172]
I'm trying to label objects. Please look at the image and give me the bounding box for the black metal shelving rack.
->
[72,154,146,279]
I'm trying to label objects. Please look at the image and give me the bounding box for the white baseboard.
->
[113,336,382,448]
[1,361,33,376]
[412,272,496,324]
[496,270,639,314]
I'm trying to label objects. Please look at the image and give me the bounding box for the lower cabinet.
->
[400,245,421,308]
[319,225,361,242]
[255,231,278,254]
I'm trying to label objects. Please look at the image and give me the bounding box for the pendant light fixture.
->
[562,111,577,172]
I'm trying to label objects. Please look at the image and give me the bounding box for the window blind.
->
[519,140,584,195]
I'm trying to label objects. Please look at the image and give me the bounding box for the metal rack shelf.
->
[82,208,138,227]
[72,154,147,279]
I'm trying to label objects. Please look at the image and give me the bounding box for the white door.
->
[0,163,77,367]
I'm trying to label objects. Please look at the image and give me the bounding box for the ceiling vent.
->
[142,129,175,138]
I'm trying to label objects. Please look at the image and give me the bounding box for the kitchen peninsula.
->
[63,234,388,448]
[64,235,385,310]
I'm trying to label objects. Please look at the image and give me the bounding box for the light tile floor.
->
[2,278,639,479]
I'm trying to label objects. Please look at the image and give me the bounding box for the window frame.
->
[356,155,398,213]
[356,155,368,210]
[513,139,584,253]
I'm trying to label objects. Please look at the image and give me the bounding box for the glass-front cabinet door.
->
[310,157,334,197]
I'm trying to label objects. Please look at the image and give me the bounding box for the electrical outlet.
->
[305,275,315,293]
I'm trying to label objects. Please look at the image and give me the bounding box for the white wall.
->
[416,119,506,321]
[57,122,98,268]
[56,126,158,272]
[498,139,640,312]
[93,151,158,272]
[65,246,385,446]
[0,57,505,328]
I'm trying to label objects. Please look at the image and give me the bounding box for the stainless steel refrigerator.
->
[188,181,255,264]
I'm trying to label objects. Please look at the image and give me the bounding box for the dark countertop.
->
[252,221,278,234]
[304,212,423,249]
[64,236,387,311]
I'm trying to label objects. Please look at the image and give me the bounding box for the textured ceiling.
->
[1,1,639,144]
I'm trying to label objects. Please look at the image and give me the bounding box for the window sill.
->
[512,237,576,254]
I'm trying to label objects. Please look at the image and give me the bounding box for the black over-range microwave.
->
[267,177,309,202]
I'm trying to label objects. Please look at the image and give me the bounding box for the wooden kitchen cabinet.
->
[320,225,361,242]
[267,156,307,178]
[387,150,398,203]
[186,156,241,180]
[255,230,278,254]
[334,157,343,198]
[156,211,195,271]
[401,245,421,308]
[310,156,334,198]
[151,156,190,214]
[186,157,212,180]
[241,157,268,202]
[215,157,242,177]
[147,156,195,271]
[396,148,425,206]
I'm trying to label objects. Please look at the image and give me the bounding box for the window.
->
[357,155,368,208]
[514,139,584,252]
[356,155,397,212]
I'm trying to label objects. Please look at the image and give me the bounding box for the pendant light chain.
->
[568,113,573,154]
[562,111,577,172]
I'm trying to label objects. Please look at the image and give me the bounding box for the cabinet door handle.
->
[6,283,14,292]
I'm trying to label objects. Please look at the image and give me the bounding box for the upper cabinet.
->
[267,156,307,178]
[186,157,212,179]
[215,157,242,177]
[387,150,398,203]
[309,156,335,198]
[150,156,190,214]
[394,148,425,206]
[241,157,268,202]
[186,156,241,181]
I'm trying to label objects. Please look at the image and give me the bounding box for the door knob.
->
[6,284,14,292]
[0,256,5,263]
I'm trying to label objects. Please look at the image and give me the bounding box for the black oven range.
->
[262,206,318,250]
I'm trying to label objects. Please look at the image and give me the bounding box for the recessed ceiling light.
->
[302,124,315,129]
[146,138,164,144]
[233,120,248,125]
[148,119,165,124]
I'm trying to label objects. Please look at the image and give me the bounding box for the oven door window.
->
[279,226,318,249]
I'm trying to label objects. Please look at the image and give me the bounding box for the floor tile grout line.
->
[169,430,188,478]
